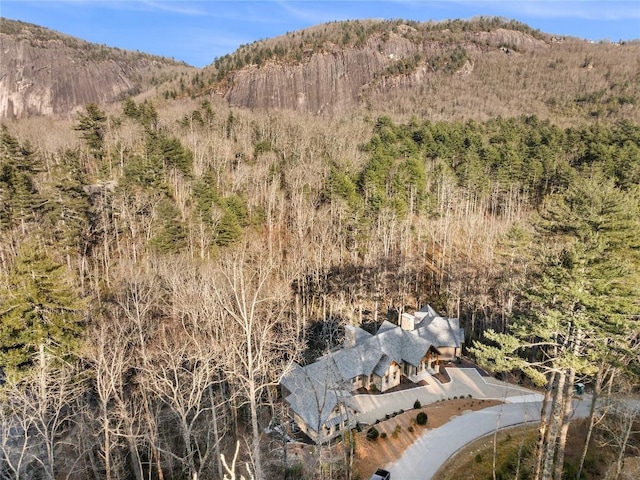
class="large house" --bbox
[279,305,464,443]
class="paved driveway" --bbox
[351,368,543,424]
[349,367,573,479]
[386,397,590,479]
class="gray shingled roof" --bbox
[376,320,397,335]
[373,354,393,377]
[281,358,354,431]
[363,322,437,370]
[281,305,464,434]
[354,326,373,343]
[401,332,433,366]
[415,304,440,322]
[332,342,382,379]
[414,316,465,348]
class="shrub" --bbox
[366,426,379,441]
[475,453,483,463]
[413,399,421,409]
[416,412,428,425]
[380,432,387,439]
[408,425,414,433]
[286,463,305,478]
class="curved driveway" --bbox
[386,397,590,479]
[352,368,544,425]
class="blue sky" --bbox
[1,1,639,67]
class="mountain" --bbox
[2,17,639,123]
[1,17,638,480]
[0,18,192,119]
[201,18,639,122]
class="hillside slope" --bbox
[200,18,640,122]
[0,18,192,118]
[2,17,639,124]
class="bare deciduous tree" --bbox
[209,240,303,480]
[0,346,81,480]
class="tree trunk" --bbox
[534,369,556,480]
[553,366,576,480]
[249,380,263,480]
[103,413,112,480]
[541,369,565,480]
[125,434,144,480]
[209,384,224,480]
[183,420,197,480]
[577,365,603,479]
[614,408,635,480]
[142,392,165,480]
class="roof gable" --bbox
[415,316,464,348]
[281,305,464,433]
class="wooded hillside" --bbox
[0,17,638,480]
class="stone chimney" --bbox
[344,325,357,348]
[401,313,416,331]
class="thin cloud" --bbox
[25,0,208,16]
[140,1,208,16]
[274,0,354,25]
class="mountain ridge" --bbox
[1,17,639,123]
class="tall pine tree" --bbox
[472,172,640,480]
[0,242,85,376]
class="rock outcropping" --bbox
[0,18,191,119]
[221,24,549,114]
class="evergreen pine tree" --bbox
[472,172,640,479]
[0,126,43,231]
[0,243,85,375]
[74,103,107,160]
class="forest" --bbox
[1,82,639,479]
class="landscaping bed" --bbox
[354,397,501,479]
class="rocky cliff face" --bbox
[222,25,550,114]
[0,19,190,119]
[225,31,417,114]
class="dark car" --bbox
[369,469,391,480]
